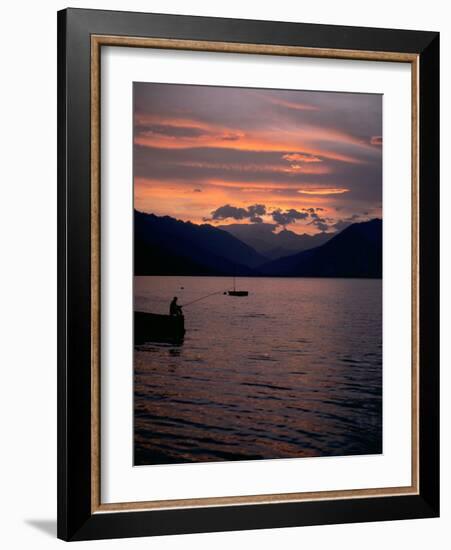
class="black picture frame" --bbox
[57,8,439,541]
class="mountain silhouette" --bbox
[135,210,267,276]
[218,222,334,259]
[135,212,382,278]
[259,219,382,278]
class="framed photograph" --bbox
[57,8,439,541]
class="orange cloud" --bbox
[370,135,383,146]
[176,160,330,176]
[297,188,350,195]
[206,179,306,191]
[135,113,224,132]
[282,153,322,163]
[258,94,320,112]
[134,112,374,164]
[134,176,334,214]
[133,85,382,236]
[134,132,364,164]
[135,113,245,143]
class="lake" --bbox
[134,276,382,465]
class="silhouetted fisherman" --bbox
[169,296,183,317]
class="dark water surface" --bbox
[134,276,382,465]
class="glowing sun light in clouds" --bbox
[297,188,350,195]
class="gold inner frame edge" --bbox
[90,35,420,514]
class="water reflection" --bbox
[134,276,382,465]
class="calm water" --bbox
[134,276,382,465]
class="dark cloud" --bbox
[135,122,244,143]
[304,212,373,234]
[309,212,329,232]
[312,221,329,232]
[247,204,266,223]
[331,214,362,232]
[310,212,322,220]
[331,220,350,232]
[136,123,208,139]
[271,208,309,226]
[209,205,248,221]
[207,204,267,223]
[221,133,241,141]
[208,204,314,227]
[303,207,324,214]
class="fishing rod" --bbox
[181,290,226,308]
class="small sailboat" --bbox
[227,276,249,297]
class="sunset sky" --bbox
[134,83,382,235]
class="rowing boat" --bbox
[134,311,185,344]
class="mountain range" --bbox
[135,210,382,278]
[260,219,382,278]
[135,210,266,276]
[217,222,334,259]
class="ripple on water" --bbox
[134,276,382,464]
